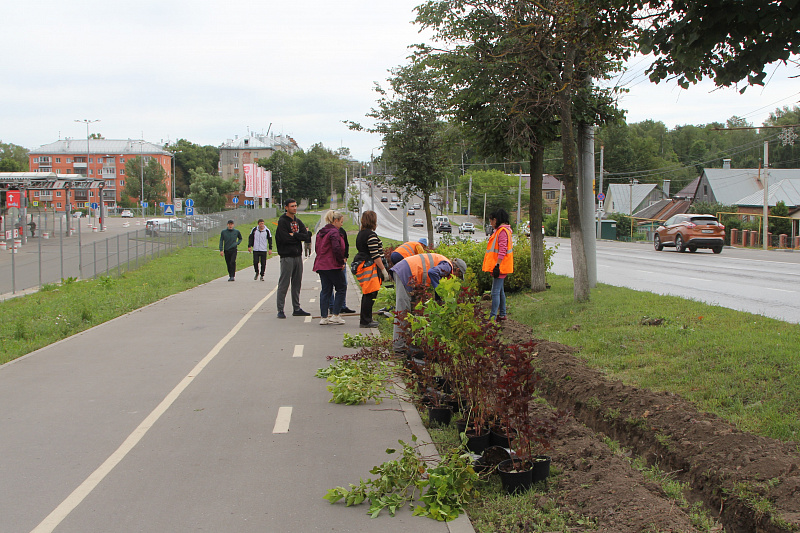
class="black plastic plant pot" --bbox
[531,455,551,483]
[489,426,518,448]
[427,406,453,426]
[498,458,534,494]
[464,428,491,454]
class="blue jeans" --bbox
[490,277,506,319]
[318,269,346,318]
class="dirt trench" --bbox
[498,319,800,533]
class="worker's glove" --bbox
[492,264,501,278]
[382,269,392,282]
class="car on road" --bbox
[654,214,725,254]
[72,211,84,218]
[433,215,449,230]
[412,218,424,227]
[381,196,388,202]
[120,209,134,218]
[412,202,421,209]
[392,196,399,202]
[407,208,415,215]
[458,222,475,234]
[436,221,452,233]
[389,203,398,210]
[382,187,388,193]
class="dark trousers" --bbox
[360,290,378,325]
[277,256,303,313]
[253,251,267,276]
[318,269,346,318]
[224,249,237,278]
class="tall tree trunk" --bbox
[529,149,547,292]
[558,94,591,302]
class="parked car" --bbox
[389,203,398,210]
[459,222,475,234]
[382,187,388,193]
[654,214,725,253]
[120,209,134,218]
[407,208,415,215]
[412,218,424,227]
[437,221,452,233]
[381,196,388,202]
[72,211,84,218]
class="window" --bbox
[119,180,125,186]
[234,162,239,169]
[57,202,62,208]
[56,158,61,163]
[234,152,239,159]
[89,169,93,175]
[89,191,94,198]
[89,158,93,163]
[704,185,708,195]
[33,157,39,163]
[120,157,125,163]
[34,191,39,197]
[120,169,125,175]
[67,158,72,163]
[545,191,556,199]
[56,191,62,198]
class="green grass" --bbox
[0,214,321,366]
[509,275,800,441]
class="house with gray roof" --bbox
[603,182,668,215]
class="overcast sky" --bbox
[2,0,798,162]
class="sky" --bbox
[2,0,798,162]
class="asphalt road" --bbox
[0,254,472,533]
[549,237,800,324]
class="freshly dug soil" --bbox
[497,317,800,533]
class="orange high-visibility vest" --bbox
[404,253,451,286]
[356,261,381,294]
[394,241,424,260]
[482,225,514,274]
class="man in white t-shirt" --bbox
[247,218,273,281]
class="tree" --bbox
[188,169,237,213]
[122,157,168,211]
[348,59,452,244]
[641,0,800,89]
[456,170,518,220]
[166,139,220,197]
[0,141,29,171]
[259,150,299,206]
[770,201,792,237]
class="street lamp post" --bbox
[75,119,100,224]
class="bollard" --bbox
[0,241,6,250]
[14,238,22,249]
[92,226,99,233]
[43,231,50,239]
[730,228,738,246]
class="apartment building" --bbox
[28,139,173,209]
[219,133,299,187]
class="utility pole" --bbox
[467,176,472,217]
[763,141,769,250]
[597,145,604,239]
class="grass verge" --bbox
[0,214,320,366]
[509,274,800,441]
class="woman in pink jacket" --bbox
[313,211,347,325]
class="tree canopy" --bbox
[122,157,168,210]
[166,139,220,198]
[188,169,237,213]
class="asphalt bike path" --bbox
[0,253,473,533]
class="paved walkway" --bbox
[0,253,473,533]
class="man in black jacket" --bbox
[219,220,243,281]
[275,198,311,318]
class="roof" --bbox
[605,183,658,214]
[674,177,700,199]
[633,198,691,222]
[30,139,170,156]
[220,133,300,152]
[735,178,800,208]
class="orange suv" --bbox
[654,214,725,254]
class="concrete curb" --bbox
[393,383,476,533]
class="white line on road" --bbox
[764,287,796,293]
[293,345,304,358]
[272,406,293,434]
[31,286,278,533]
[309,298,316,303]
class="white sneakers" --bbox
[326,315,345,325]
[320,317,330,325]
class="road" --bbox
[355,182,800,323]
[549,237,800,324]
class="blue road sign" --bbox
[232,197,239,204]
[185,199,194,207]
[91,202,99,210]
[163,204,175,216]
[186,207,194,216]
[141,202,148,208]
[597,192,605,201]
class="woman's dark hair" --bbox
[361,210,377,231]
[489,208,510,227]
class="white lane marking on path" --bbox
[293,345,304,358]
[764,287,796,293]
[309,298,316,303]
[31,286,278,533]
[272,406,293,433]
[304,316,311,323]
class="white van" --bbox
[434,215,449,229]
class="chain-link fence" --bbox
[0,207,276,297]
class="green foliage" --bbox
[316,358,391,405]
[342,333,377,348]
[0,141,29,171]
[770,201,792,236]
[454,170,518,217]
[608,212,632,241]
[187,169,237,213]
[324,436,477,521]
[167,139,220,197]
[122,156,168,210]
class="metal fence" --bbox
[0,207,276,297]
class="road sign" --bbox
[186,207,194,216]
[232,197,239,204]
[91,202,99,210]
[597,192,605,201]
[185,199,194,207]
[160,202,165,208]
[163,204,175,216]
[141,202,148,208]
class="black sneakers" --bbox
[292,309,311,317]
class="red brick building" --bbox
[28,139,173,210]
